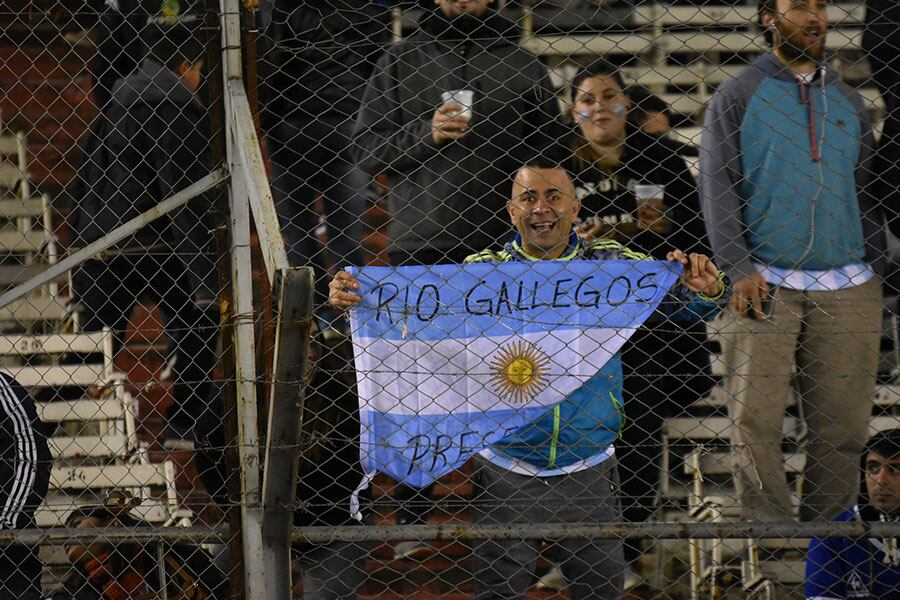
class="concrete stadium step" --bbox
[0,295,69,323]
[0,331,111,356]
[0,264,66,287]
[50,463,169,491]
[0,229,46,252]
[0,364,106,388]
[37,398,127,422]
[36,494,173,528]
[0,197,44,218]
[48,432,127,459]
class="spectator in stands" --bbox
[805,428,900,599]
[91,0,200,110]
[625,85,698,157]
[0,373,51,600]
[329,160,729,599]
[352,0,564,559]
[567,60,713,579]
[258,0,390,336]
[864,0,900,244]
[53,501,227,600]
[352,0,564,266]
[700,0,886,522]
[68,17,219,449]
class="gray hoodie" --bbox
[352,9,564,258]
[68,59,217,302]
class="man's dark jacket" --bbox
[258,0,391,126]
[352,9,565,257]
[68,59,217,303]
[0,373,51,600]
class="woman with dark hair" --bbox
[566,59,714,575]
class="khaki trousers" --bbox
[717,277,882,521]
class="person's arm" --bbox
[699,89,754,282]
[329,270,362,313]
[849,84,891,264]
[351,48,441,175]
[0,377,40,529]
[700,87,770,318]
[585,239,728,322]
[804,536,846,600]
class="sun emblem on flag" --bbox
[489,340,551,404]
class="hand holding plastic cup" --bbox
[441,90,474,120]
[634,184,669,233]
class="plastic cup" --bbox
[441,90,474,120]
[634,184,665,207]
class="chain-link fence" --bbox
[2,0,900,599]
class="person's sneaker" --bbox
[535,564,566,591]
[392,540,436,561]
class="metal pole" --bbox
[261,266,315,599]
[157,541,169,600]
[288,520,900,544]
[0,526,227,545]
[221,0,267,598]
[0,170,228,311]
[203,0,244,597]
[228,81,289,282]
[229,171,267,600]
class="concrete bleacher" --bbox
[0,329,190,594]
[0,127,70,331]
[0,118,195,593]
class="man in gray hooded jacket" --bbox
[68,16,218,447]
[700,0,885,522]
[352,0,564,268]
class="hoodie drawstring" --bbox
[797,78,821,162]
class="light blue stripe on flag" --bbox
[347,259,680,487]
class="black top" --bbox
[567,128,713,402]
[0,373,51,530]
[66,59,217,303]
[567,127,710,259]
[258,0,392,125]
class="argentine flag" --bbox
[347,259,681,487]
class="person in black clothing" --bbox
[67,17,218,447]
[53,502,227,600]
[864,1,900,243]
[352,0,565,265]
[567,60,713,574]
[192,329,374,597]
[91,0,199,111]
[258,1,390,333]
[0,372,52,600]
[289,332,373,598]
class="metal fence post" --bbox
[221,0,268,597]
[261,266,315,598]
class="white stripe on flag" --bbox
[353,326,634,416]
